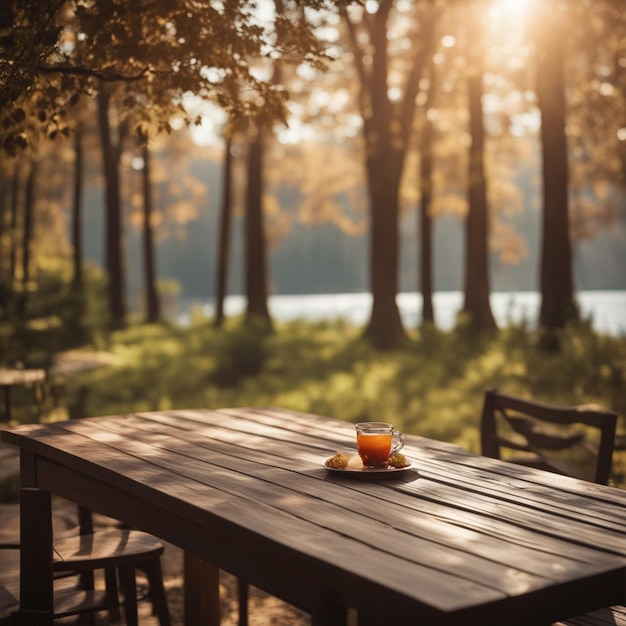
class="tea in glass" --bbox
[356,422,404,468]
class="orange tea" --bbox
[357,433,392,467]
[355,422,405,468]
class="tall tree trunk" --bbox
[18,160,37,318]
[244,124,272,327]
[0,174,5,276]
[97,88,126,327]
[366,165,404,348]
[419,60,437,326]
[141,140,160,323]
[71,124,84,289]
[243,51,283,329]
[343,4,439,349]
[9,160,20,282]
[536,6,576,342]
[462,15,496,331]
[214,132,234,328]
[67,124,87,342]
[0,169,7,308]
[361,6,405,349]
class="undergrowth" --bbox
[3,316,625,489]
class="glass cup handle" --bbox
[390,431,405,457]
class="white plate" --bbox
[324,463,414,478]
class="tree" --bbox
[417,58,437,326]
[0,169,5,308]
[244,121,273,327]
[214,130,235,328]
[462,4,496,331]
[8,160,20,283]
[18,158,38,318]
[240,0,346,329]
[2,0,354,329]
[97,88,127,326]
[341,1,440,348]
[566,0,625,241]
[1,0,354,153]
[71,123,84,289]
[534,3,577,341]
[140,137,160,323]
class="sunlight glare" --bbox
[490,0,535,23]
[486,0,534,80]
[441,35,455,48]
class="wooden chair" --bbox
[0,554,118,625]
[1,496,118,625]
[480,389,624,626]
[480,388,618,485]
[1,490,171,625]
[73,504,171,625]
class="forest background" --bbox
[1,0,624,335]
[0,0,625,480]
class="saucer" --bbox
[324,463,414,479]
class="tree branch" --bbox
[34,63,161,82]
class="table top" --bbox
[3,407,626,625]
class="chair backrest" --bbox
[480,388,618,485]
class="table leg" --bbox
[238,578,249,626]
[184,551,220,626]
[19,487,54,625]
[312,587,348,626]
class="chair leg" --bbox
[104,566,122,623]
[79,570,96,590]
[118,566,138,626]
[140,558,171,626]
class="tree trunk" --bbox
[141,141,160,323]
[97,88,126,327]
[536,6,576,340]
[462,19,496,331]
[419,132,434,325]
[361,7,406,349]
[418,60,438,326]
[18,160,37,318]
[0,173,5,279]
[343,4,439,349]
[365,164,405,348]
[0,174,4,309]
[9,160,20,282]
[214,133,234,328]
[244,124,272,327]
[71,124,84,289]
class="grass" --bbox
[3,315,626,492]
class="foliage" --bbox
[0,263,110,368]
[0,0,356,152]
[14,317,624,488]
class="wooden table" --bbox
[2,407,625,625]
[0,368,46,423]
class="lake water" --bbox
[178,290,626,337]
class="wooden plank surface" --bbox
[2,407,625,626]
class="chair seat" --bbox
[53,529,164,571]
[1,571,117,624]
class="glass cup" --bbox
[356,422,405,468]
